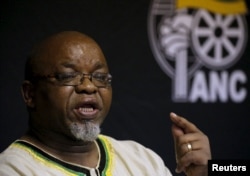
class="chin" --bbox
[69,121,101,141]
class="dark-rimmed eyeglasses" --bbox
[32,72,112,88]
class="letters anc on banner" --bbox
[148,0,248,103]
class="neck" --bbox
[25,128,97,153]
[20,128,100,168]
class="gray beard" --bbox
[69,121,100,142]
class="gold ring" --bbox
[187,143,192,152]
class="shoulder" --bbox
[0,142,29,175]
[98,135,172,175]
[99,134,160,156]
[0,142,24,163]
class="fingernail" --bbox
[170,112,177,117]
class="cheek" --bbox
[100,88,112,113]
[33,86,75,131]
[35,86,73,117]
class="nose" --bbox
[75,75,97,94]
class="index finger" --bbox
[170,112,202,134]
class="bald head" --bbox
[25,31,107,81]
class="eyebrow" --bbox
[60,62,76,68]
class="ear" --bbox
[21,81,35,108]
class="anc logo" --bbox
[148,0,248,103]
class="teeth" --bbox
[79,107,94,112]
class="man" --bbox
[0,31,211,176]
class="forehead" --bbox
[33,33,108,73]
[58,40,107,68]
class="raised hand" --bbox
[170,112,211,176]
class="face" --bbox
[23,32,112,141]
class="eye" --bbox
[93,72,110,82]
[55,72,78,82]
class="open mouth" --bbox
[79,105,95,113]
[74,102,99,119]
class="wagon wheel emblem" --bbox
[191,9,247,69]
